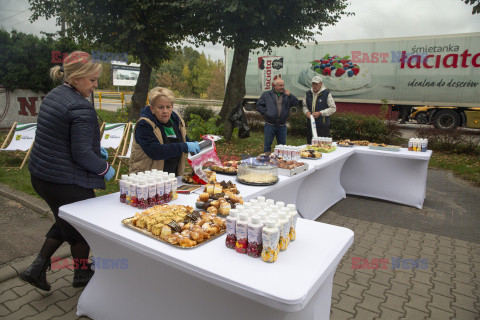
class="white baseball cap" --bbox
[312,75,323,83]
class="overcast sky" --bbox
[1,0,479,62]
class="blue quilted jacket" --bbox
[29,84,108,189]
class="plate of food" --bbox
[300,149,322,159]
[368,143,401,152]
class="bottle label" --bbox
[226,219,236,235]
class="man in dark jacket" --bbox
[256,78,299,153]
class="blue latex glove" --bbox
[104,166,115,181]
[186,141,201,154]
[100,147,108,160]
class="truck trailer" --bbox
[225,33,480,129]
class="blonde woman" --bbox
[129,86,200,175]
[20,51,114,291]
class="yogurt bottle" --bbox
[278,211,291,251]
[156,176,164,205]
[235,213,249,254]
[225,209,239,249]
[119,174,128,203]
[247,215,263,258]
[261,220,280,263]
[136,179,149,209]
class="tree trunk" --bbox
[218,46,250,141]
[130,60,152,121]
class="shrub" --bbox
[182,106,215,123]
[330,112,402,144]
[187,115,224,141]
[416,127,480,155]
[288,113,307,136]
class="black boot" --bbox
[19,253,51,291]
[72,263,94,288]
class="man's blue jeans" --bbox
[264,123,287,153]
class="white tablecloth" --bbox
[59,194,354,320]
[340,147,432,209]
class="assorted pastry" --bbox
[275,159,306,169]
[195,192,244,216]
[300,148,322,158]
[211,160,240,174]
[130,204,226,248]
[182,170,216,184]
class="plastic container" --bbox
[119,174,128,203]
[288,210,298,241]
[147,177,157,207]
[225,209,239,249]
[130,178,139,207]
[124,180,132,205]
[163,176,172,203]
[136,180,149,209]
[155,176,165,205]
[278,211,291,251]
[247,215,263,258]
[169,173,178,200]
[261,220,280,263]
[235,213,249,254]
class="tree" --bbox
[187,0,351,141]
[461,0,480,14]
[28,0,190,119]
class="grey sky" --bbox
[1,0,479,62]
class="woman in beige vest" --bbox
[129,87,200,175]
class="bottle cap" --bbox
[147,177,155,183]
[278,211,287,219]
[266,199,275,205]
[229,209,239,217]
[265,219,276,228]
[250,215,261,224]
[276,201,285,208]
[257,196,266,203]
[236,204,245,212]
[239,213,248,221]
[139,180,146,186]
[156,176,163,182]
[287,204,296,211]
[121,174,128,180]
[249,198,258,205]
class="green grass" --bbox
[1,109,479,198]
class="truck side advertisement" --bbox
[226,33,480,106]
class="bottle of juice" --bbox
[169,173,178,200]
[286,206,298,241]
[119,174,128,203]
[408,138,413,151]
[261,220,279,263]
[136,179,149,209]
[235,213,249,254]
[130,178,139,208]
[124,179,131,205]
[247,215,263,258]
[278,211,291,251]
[155,175,164,205]
[163,175,172,203]
[225,209,238,249]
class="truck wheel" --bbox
[415,112,428,124]
[433,109,460,130]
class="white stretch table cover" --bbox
[340,147,432,209]
[214,147,355,220]
[59,194,354,320]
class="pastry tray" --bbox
[121,217,226,249]
[211,169,237,176]
[368,146,401,152]
[236,177,279,186]
[301,156,322,160]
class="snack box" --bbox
[277,163,309,177]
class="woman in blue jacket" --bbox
[129,87,200,175]
[20,51,115,291]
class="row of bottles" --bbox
[225,196,298,263]
[408,138,428,152]
[119,170,178,209]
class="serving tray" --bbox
[121,217,226,249]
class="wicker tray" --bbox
[121,217,226,249]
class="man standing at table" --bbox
[257,78,299,153]
[303,75,337,144]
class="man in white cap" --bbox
[303,75,337,143]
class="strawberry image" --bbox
[323,67,332,76]
[335,68,346,77]
[340,59,347,64]
[352,66,360,75]
[343,64,350,69]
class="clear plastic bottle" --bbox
[155,176,164,205]
[235,213,249,254]
[421,138,428,152]
[130,178,139,207]
[147,177,157,207]
[278,210,291,251]
[225,209,239,249]
[119,174,128,203]
[247,215,263,258]
[261,220,280,263]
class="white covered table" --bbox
[59,194,354,320]
[340,147,433,209]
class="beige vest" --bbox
[129,115,187,175]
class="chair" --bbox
[100,123,128,165]
[115,123,135,180]
[0,122,37,169]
